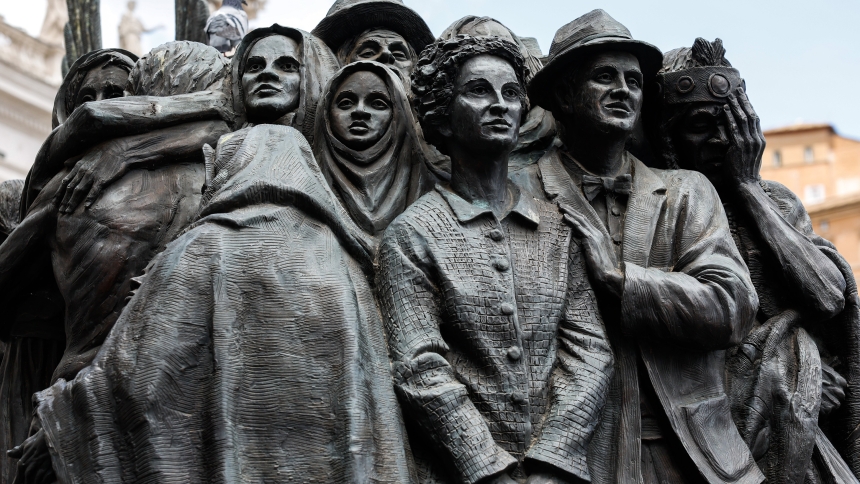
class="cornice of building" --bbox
[807,193,860,218]
[0,15,64,86]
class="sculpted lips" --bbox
[483,118,512,131]
[253,83,282,95]
[348,120,369,134]
[605,101,631,113]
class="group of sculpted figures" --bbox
[0,1,856,483]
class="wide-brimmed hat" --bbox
[528,9,662,111]
[311,0,434,57]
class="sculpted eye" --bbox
[503,88,520,99]
[106,87,124,99]
[370,99,390,110]
[359,49,376,58]
[281,61,299,73]
[595,73,613,83]
[337,98,355,110]
[392,51,408,61]
[471,86,489,95]
[627,77,640,88]
[247,61,264,72]
[79,94,95,104]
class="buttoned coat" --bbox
[376,185,613,484]
[511,147,764,484]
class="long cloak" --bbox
[313,61,434,238]
[35,125,413,484]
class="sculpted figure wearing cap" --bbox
[520,9,763,484]
[312,0,434,80]
[377,35,613,484]
[653,38,860,483]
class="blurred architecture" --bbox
[206,0,266,20]
[0,0,65,181]
[762,123,860,278]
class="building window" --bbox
[804,184,826,205]
[773,151,782,167]
[804,146,814,163]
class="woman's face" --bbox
[74,63,128,111]
[329,70,393,151]
[242,35,302,124]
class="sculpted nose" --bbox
[713,125,730,145]
[377,49,394,64]
[351,103,371,119]
[611,81,630,100]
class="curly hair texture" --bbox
[127,41,229,97]
[410,35,529,154]
[651,38,733,169]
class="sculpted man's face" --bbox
[242,35,301,124]
[74,63,127,110]
[558,50,643,134]
[347,29,414,79]
[672,103,730,186]
[330,70,393,151]
[444,54,523,157]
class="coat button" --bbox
[487,229,504,241]
[611,206,621,216]
[507,346,522,361]
[511,392,526,405]
[500,303,514,315]
[493,258,510,272]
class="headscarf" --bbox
[25,49,137,216]
[313,61,433,237]
[230,24,339,143]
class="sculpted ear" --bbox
[553,83,575,116]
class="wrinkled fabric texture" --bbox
[230,25,339,143]
[512,147,763,484]
[35,125,412,484]
[724,180,860,483]
[313,61,434,237]
[376,183,613,484]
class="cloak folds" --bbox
[34,125,413,484]
[313,61,434,237]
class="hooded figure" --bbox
[313,61,434,238]
[27,124,413,484]
[229,24,339,142]
[0,43,231,484]
[0,48,137,484]
[436,16,558,173]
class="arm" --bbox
[619,175,758,349]
[57,120,231,213]
[724,90,845,319]
[525,238,613,483]
[375,223,517,484]
[38,91,231,182]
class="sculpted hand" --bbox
[820,363,848,415]
[559,203,623,298]
[7,429,55,484]
[59,140,133,213]
[723,88,764,187]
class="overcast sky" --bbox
[3,0,859,138]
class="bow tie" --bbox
[580,174,633,202]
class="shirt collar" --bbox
[435,182,541,227]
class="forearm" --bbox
[113,120,230,169]
[736,181,846,317]
[48,92,228,169]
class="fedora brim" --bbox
[528,38,663,112]
[311,3,435,57]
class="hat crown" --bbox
[326,0,406,17]
[548,9,633,59]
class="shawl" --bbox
[230,24,339,144]
[313,61,433,237]
[35,125,412,483]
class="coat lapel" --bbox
[622,155,667,268]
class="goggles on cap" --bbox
[656,66,745,105]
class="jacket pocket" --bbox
[682,394,753,481]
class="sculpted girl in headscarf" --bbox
[9,25,414,484]
[313,60,435,239]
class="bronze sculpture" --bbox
[652,37,860,483]
[377,35,612,484]
[312,60,435,238]
[521,10,763,484]
[0,3,856,483]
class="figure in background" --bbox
[17,111,412,484]
[377,35,613,484]
[519,10,763,483]
[118,0,161,56]
[313,61,434,239]
[205,0,248,54]
[437,16,557,171]
[651,38,860,482]
[312,0,434,81]
[0,48,137,484]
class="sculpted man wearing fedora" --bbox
[518,10,763,484]
[312,0,434,81]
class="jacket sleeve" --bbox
[376,221,518,484]
[526,238,614,481]
[619,173,758,350]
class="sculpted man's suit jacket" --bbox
[512,148,765,484]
